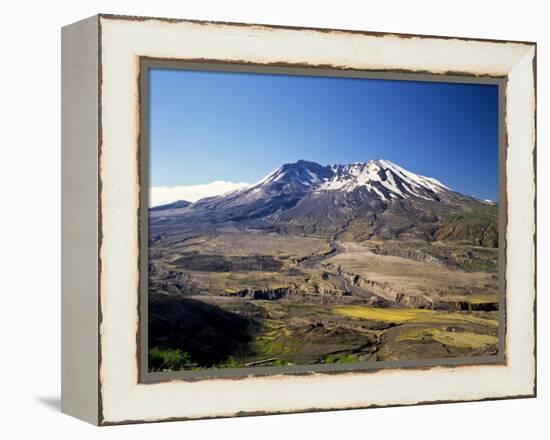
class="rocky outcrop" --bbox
[434,300,499,312]
[231,287,357,304]
[338,271,434,309]
[149,270,201,296]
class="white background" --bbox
[0,0,546,437]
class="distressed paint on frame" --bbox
[92,14,536,425]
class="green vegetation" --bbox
[251,320,302,360]
[149,347,195,371]
[325,353,360,364]
[211,355,292,369]
[217,356,240,369]
[333,305,498,327]
[149,350,262,371]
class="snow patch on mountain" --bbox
[315,159,450,201]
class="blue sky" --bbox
[149,68,499,201]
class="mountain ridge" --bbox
[150,159,498,247]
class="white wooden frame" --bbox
[61,14,536,425]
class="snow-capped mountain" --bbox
[150,159,498,246]
[191,159,451,208]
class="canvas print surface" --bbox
[146,68,500,373]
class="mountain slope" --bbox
[150,159,498,247]
[150,199,191,212]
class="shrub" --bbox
[217,356,240,369]
[325,353,360,364]
[149,347,194,371]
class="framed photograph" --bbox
[61,14,536,425]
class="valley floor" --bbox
[148,230,500,372]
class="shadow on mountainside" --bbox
[148,293,257,370]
